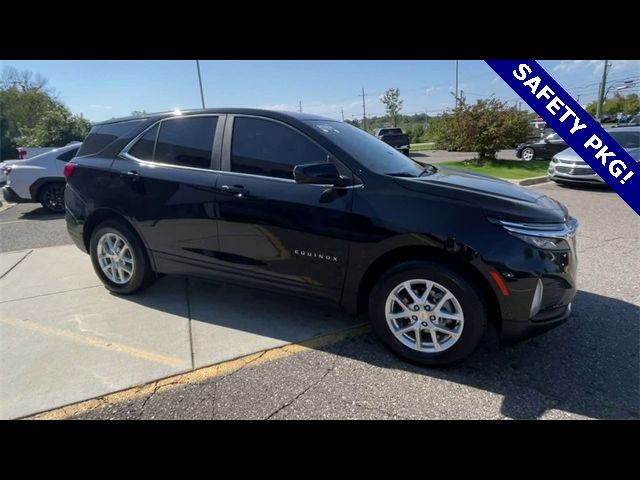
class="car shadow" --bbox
[18,207,64,221]
[116,278,639,420]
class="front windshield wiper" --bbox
[385,171,418,177]
[419,164,438,177]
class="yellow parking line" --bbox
[26,323,370,420]
[0,317,186,369]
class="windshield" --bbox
[308,121,423,176]
[608,129,640,149]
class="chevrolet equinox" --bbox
[65,109,578,365]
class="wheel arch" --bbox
[354,245,501,328]
[82,208,156,271]
[29,176,65,202]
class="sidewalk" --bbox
[0,245,358,419]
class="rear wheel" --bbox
[89,220,155,294]
[368,260,487,366]
[39,182,66,213]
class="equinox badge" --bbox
[294,250,338,262]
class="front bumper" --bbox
[501,303,571,345]
[2,185,31,203]
[548,159,605,184]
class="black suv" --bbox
[65,109,578,365]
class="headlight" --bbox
[489,217,578,250]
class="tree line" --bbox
[0,67,92,160]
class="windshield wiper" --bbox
[419,164,438,177]
[385,171,418,177]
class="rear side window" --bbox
[128,124,158,161]
[77,119,145,157]
[56,147,79,162]
[154,117,217,169]
[231,117,327,179]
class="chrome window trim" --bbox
[119,152,218,174]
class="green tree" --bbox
[435,96,532,161]
[623,94,639,115]
[379,88,403,127]
[131,110,148,116]
[0,67,91,159]
[16,106,91,147]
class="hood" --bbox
[394,167,568,223]
[555,146,640,163]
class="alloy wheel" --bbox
[384,279,464,353]
[97,232,135,285]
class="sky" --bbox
[1,60,639,123]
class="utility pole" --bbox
[298,101,302,113]
[455,60,459,109]
[359,87,368,130]
[596,60,610,121]
[195,60,206,109]
[341,108,345,121]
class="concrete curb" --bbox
[516,175,550,186]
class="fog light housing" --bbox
[530,279,544,318]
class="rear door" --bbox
[117,115,224,264]
[214,115,355,301]
[53,146,79,175]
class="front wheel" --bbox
[368,260,487,366]
[89,220,155,294]
[39,182,66,213]
[521,147,536,162]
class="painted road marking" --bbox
[26,323,370,420]
[0,220,29,226]
[1,317,186,369]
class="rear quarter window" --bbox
[77,119,146,157]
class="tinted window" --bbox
[155,117,217,169]
[77,119,145,157]
[231,117,327,179]
[380,128,402,135]
[128,124,158,161]
[309,121,423,177]
[56,147,79,162]
[609,130,640,149]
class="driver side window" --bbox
[231,117,328,180]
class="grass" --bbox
[410,143,436,152]
[440,159,550,180]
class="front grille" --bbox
[555,166,594,175]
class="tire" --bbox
[89,220,155,294]
[368,259,487,366]
[39,182,66,213]
[521,147,536,162]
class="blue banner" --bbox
[486,60,640,216]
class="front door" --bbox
[215,115,355,301]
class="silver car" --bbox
[548,126,640,185]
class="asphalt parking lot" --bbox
[1,181,638,419]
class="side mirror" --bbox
[293,162,350,187]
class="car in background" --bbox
[516,133,568,161]
[1,142,81,212]
[548,126,640,186]
[374,127,410,156]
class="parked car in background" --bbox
[374,127,410,155]
[65,109,578,366]
[548,126,640,186]
[516,133,568,161]
[2,142,81,212]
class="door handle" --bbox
[220,184,249,198]
[119,170,140,181]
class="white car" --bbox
[1,142,81,212]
